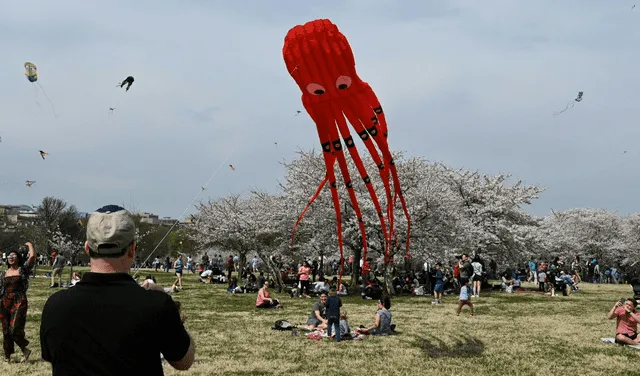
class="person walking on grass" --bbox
[1,242,36,363]
[40,205,195,375]
[456,280,476,317]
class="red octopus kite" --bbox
[284,19,411,284]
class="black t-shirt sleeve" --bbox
[158,296,191,362]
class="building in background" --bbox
[0,205,38,232]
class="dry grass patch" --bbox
[1,269,639,375]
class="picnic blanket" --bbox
[601,337,640,349]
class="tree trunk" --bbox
[259,251,284,293]
[239,251,247,271]
[349,246,361,295]
[383,261,395,296]
[319,249,324,281]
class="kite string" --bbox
[553,100,575,116]
[132,144,239,278]
[36,82,58,118]
[33,84,42,111]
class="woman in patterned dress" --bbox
[0,242,36,363]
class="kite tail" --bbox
[290,175,329,246]
[37,82,58,118]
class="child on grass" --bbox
[457,281,476,316]
[326,286,343,342]
[538,269,547,292]
[339,311,351,340]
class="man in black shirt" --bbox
[40,205,195,375]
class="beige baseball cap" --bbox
[86,205,136,254]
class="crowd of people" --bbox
[0,204,638,373]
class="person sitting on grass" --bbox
[70,272,82,287]
[199,269,214,284]
[339,311,352,340]
[256,282,281,309]
[608,298,640,345]
[358,296,394,336]
[227,276,243,294]
[306,293,328,330]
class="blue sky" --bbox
[0,0,638,219]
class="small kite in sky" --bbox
[201,186,206,191]
[553,91,583,116]
[24,62,38,82]
[109,107,115,114]
[118,76,134,92]
[632,5,636,10]
[229,164,236,171]
[25,62,58,117]
[39,150,48,159]
[294,110,301,117]
[25,181,35,187]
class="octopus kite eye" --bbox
[335,76,352,90]
[306,83,326,95]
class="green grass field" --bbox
[2,268,639,376]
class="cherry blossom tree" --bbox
[279,150,546,293]
[540,208,625,264]
[191,191,292,291]
[49,229,83,284]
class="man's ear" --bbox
[84,241,90,256]
[129,242,136,259]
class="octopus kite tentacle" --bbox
[331,100,390,265]
[291,174,329,246]
[283,19,411,283]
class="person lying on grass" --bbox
[608,298,640,345]
[141,278,180,294]
[256,281,281,308]
[141,274,157,289]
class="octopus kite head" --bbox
[283,19,367,106]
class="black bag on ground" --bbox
[272,319,296,331]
